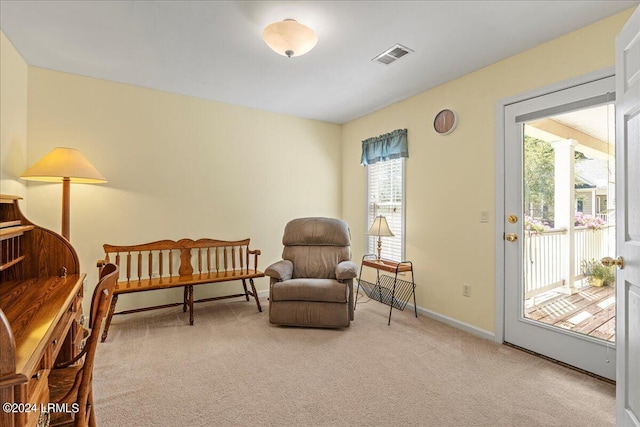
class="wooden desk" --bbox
[0,275,84,427]
[0,195,84,427]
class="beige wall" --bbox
[1,8,632,330]
[341,9,633,334]
[0,32,28,199]
[25,68,342,311]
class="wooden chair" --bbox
[48,263,119,427]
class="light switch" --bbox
[480,209,489,223]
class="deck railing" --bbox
[524,225,614,298]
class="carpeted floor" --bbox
[93,297,615,426]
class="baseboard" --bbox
[258,288,494,341]
[406,302,495,341]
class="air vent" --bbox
[372,44,414,65]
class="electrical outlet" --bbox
[463,283,471,297]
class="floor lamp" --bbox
[367,215,394,260]
[21,147,107,241]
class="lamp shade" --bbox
[21,147,107,183]
[262,19,318,58]
[367,216,394,237]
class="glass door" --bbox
[504,76,616,380]
[522,103,616,341]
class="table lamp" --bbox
[21,147,107,241]
[367,215,394,260]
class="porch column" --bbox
[553,139,578,294]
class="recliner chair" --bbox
[266,217,357,328]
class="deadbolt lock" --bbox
[508,215,518,224]
[505,233,518,242]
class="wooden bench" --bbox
[97,238,264,341]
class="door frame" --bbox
[494,66,615,344]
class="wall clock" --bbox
[433,109,458,135]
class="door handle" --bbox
[505,233,518,242]
[601,256,624,269]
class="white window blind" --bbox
[367,158,405,261]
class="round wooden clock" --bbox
[434,109,458,135]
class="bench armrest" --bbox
[265,260,293,281]
[336,261,358,280]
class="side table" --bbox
[354,255,417,325]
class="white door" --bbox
[504,75,617,380]
[616,6,640,426]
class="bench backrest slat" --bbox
[101,238,260,282]
[232,247,237,270]
[179,248,192,276]
[148,252,152,279]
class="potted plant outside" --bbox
[580,259,615,287]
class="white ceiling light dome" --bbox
[262,19,318,58]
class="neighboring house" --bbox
[529,158,612,226]
[575,158,612,222]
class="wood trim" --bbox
[0,225,34,240]
[103,238,252,253]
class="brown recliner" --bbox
[266,217,358,328]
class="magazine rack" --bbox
[355,255,417,325]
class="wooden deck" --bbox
[525,285,615,342]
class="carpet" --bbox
[93,297,615,426]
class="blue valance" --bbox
[360,129,408,166]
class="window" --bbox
[366,157,405,261]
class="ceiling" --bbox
[554,104,616,145]
[1,1,637,124]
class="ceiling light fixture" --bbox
[262,19,318,58]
